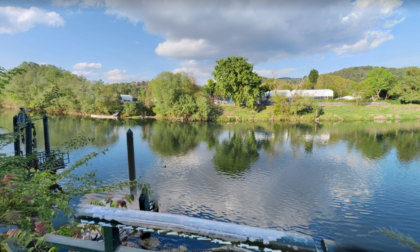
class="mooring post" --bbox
[43,115,51,157]
[139,187,150,211]
[13,116,20,156]
[103,226,121,252]
[126,129,136,195]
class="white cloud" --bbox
[51,0,103,8]
[156,39,218,59]
[384,17,406,28]
[73,62,103,69]
[254,68,298,78]
[172,60,214,79]
[0,6,65,34]
[52,0,405,63]
[72,70,101,77]
[334,30,394,55]
[39,62,47,65]
[104,69,136,83]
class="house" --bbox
[120,95,133,102]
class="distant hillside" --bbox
[329,66,410,82]
[261,76,301,85]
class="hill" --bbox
[329,66,410,82]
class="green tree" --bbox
[0,66,25,94]
[391,67,420,104]
[203,79,216,104]
[315,74,355,97]
[273,93,290,115]
[302,80,314,89]
[308,69,319,84]
[212,56,262,108]
[363,68,397,99]
[147,71,208,120]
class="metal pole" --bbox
[103,226,120,252]
[126,129,136,194]
[13,116,20,156]
[43,115,51,157]
[25,118,32,156]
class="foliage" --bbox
[273,94,290,115]
[308,69,319,84]
[203,79,217,102]
[148,71,208,120]
[390,67,420,104]
[315,74,356,98]
[212,56,262,108]
[0,62,150,115]
[329,65,409,82]
[89,194,136,209]
[370,227,420,252]
[302,81,314,90]
[273,93,320,117]
[123,102,144,116]
[0,134,151,251]
[0,67,26,94]
[362,68,397,99]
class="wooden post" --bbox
[43,115,51,157]
[126,129,136,194]
[13,116,20,156]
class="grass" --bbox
[320,104,420,121]
[210,104,420,122]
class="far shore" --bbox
[2,103,419,123]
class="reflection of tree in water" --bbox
[242,121,420,164]
[213,130,261,177]
[0,109,121,149]
[141,121,222,157]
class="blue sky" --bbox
[1,0,419,84]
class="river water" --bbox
[1,108,420,251]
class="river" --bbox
[1,108,420,251]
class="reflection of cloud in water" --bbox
[303,133,330,143]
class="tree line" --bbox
[1,59,419,121]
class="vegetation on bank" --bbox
[205,104,420,122]
[1,58,420,121]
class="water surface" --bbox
[1,109,420,251]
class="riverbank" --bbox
[201,104,420,122]
[2,103,419,122]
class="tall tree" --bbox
[391,67,420,104]
[363,68,397,99]
[308,69,319,84]
[212,56,262,108]
[203,79,216,104]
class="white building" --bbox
[266,89,334,100]
[120,95,133,102]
